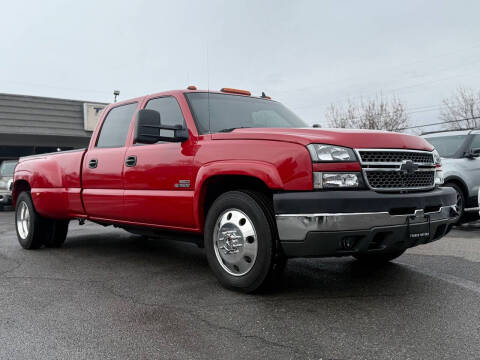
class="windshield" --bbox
[0,161,17,177]
[185,93,307,134]
[425,135,467,157]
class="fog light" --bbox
[314,172,360,189]
[342,236,357,249]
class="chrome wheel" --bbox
[213,209,258,276]
[17,201,30,240]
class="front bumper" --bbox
[0,192,12,205]
[274,188,457,257]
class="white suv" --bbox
[423,130,480,223]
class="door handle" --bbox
[125,155,137,167]
[88,159,98,169]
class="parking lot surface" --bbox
[0,211,479,359]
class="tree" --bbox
[440,87,480,130]
[325,95,408,132]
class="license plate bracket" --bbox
[406,214,431,243]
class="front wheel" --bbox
[204,190,284,293]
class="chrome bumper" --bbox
[276,205,457,241]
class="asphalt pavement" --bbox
[0,211,479,359]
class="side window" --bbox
[142,96,186,141]
[471,135,480,150]
[96,103,137,148]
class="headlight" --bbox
[432,149,444,185]
[313,172,360,189]
[307,144,357,162]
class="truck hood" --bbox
[212,128,434,151]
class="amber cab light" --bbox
[220,88,251,96]
[187,85,197,90]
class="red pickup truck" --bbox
[13,87,457,292]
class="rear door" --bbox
[82,102,138,219]
[123,95,196,229]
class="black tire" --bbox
[444,182,465,224]
[204,190,285,293]
[353,249,406,263]
[43,220,69,248]
[15,192,53,249]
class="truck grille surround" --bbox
[356,149,436,192]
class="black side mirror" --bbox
[471,148,480,158]
[465,148,480,159]
[134,109,189,144]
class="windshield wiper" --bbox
[218,126,252,133]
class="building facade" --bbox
[0,93,107,160]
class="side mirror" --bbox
[465,148,480,159]
[134,109,189,144]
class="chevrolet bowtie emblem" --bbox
[399,160,419,175]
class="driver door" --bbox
[123,96,196,229]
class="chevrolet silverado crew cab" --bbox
[422,130,480,223]
[13,87,458,292]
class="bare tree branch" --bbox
[440,87,480,130]
[325,95,408,132]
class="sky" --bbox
[1,0,480,133]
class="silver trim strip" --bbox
[275,205,456,241]
[464,207,480,212]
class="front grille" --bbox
[359,151,433,164]
[365,171,435,190]
[357,149,436,192]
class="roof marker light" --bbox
[187,85,197,90]
[220,88,251,96]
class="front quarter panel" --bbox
[193,139,313,191]
[192,139,313,229]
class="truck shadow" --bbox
[62,226,419,301]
